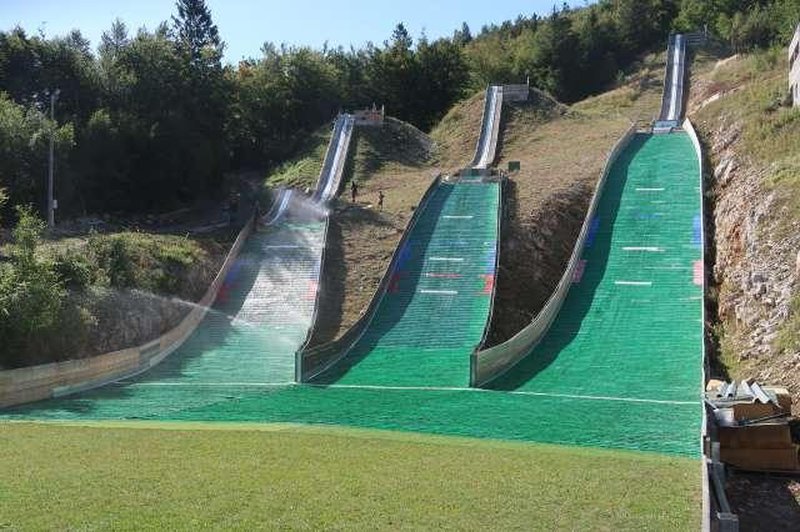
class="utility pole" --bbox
[47,88,60,228]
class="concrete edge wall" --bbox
[295,209,331,382]
[683,117,713,532]
[298,174,442,381]
[474,176,505,359]
[471,123,637,387]
[295,116,358,377]
[0,217,254,409]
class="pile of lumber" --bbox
[706,379,799,472]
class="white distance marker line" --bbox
[264,245,303,249]
[622,246,664,252]
[419,289,458,295]
[614,281,653,286]
[442,215,474,219]
[307,383,698,406]
[635,187,665,192]
[429,257,464,262]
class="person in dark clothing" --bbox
[377,190,385,211]
[350,181,359,203]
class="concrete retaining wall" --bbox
[471,123,636,387]
[684,117,713,532]
[0,218,254,409]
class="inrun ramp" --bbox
[491,132,703,408]
[313,114,355,203]
[312,180,500,387]
[655,34,687,130]
[162,216,326,386]
[471,86,503,169]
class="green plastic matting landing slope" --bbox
[139,220,326,389]
[491,132,703,404]
[314,180,500,387]
[0,220,323,417]
[1,133,703,457]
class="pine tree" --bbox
[171,0,223,68]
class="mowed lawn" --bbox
[0,422,700,530]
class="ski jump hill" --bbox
[2,45,704,462]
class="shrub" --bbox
[52,249,96,290]
[0,207,67,367]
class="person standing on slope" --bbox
[351,181,359,203]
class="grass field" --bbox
[0,422,700,530]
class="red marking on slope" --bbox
[482,274,494,294]
[693,261,704,286]
[388,273,402,293]
[572,260,587,283]
[304,280,318,300]
[216,280,232,304]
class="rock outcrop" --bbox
[698,111,800,410]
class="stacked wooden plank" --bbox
[707,379,799,472]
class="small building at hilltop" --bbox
[789,23,800,106]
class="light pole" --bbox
[47,88,60,228]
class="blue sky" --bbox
[2,0,587,63]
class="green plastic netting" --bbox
[314,180,500,386]
[490,132,703,404]
[1,133,702,457]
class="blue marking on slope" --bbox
[586,217,600,247]
[693,214,702,247]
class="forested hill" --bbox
[2,0,800,218]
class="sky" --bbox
[2,0,588,63]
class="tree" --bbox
[574,8,618,98]
[389,23,413,52]
[415,37,470,129]
[99,19,129,60]
[454,22,473,45]
[521,7,581,100]
[170,0,230,194]
[0,187,7,224]
[0,93,73,216]
[172,0,223,69]
[613,0,661,60]
[0,206,66,367]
